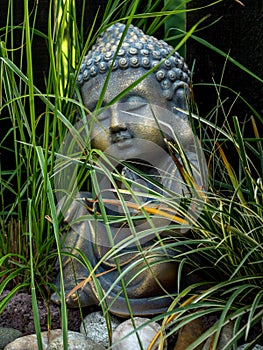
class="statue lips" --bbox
[110,127,133,149]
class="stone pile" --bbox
[1,301,263,350]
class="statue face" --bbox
[80,68,189,157]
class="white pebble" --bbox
[112,317,167,350]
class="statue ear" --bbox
[171,82,190,111]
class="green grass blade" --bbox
[28,198,43,350]
[36,146,68,350]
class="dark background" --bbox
[0,0,262,182]
[186,0,263,122]
[1,0,261,120]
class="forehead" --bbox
[80,69,168,109]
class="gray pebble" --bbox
[237,345,263,350]
[3,330,106,350]
[80,311,120,347]
[0,328,22,350]
[47,330,106,350]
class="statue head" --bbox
[77,23,194,158]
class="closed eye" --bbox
[124,104,148,116]
[124,95,148,113]
[125,95,146,104]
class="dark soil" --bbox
[0,291,83,335]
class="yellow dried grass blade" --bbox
[217,142,245,203]
[84,197,188,225]
[148,294,199,350]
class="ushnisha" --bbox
[77,22,191,101]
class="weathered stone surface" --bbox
[47,330,106,350]
[52,21,208,318]
[0,328,22,350]
[4,330,106,350]
[4,330,61,350]
[112,317,167,350]
[174,318,206,350]
[80,311,120,347]
[202,322,234,350]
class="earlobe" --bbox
[171,82,189,112]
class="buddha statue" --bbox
[52,23,208,317]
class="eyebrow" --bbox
[86,99,106,112]
[118,86,150,102]
[86,83,150,110]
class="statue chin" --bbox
[52,22,208,316]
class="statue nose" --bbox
[109,107,132,143]
[110,108,123,129]
[109,105,127,131]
